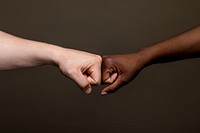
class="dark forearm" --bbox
[137,25,200,66]
[101,25,200,95]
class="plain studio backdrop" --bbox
[0,0,200,133]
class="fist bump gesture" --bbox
[56,48,102,94]
[101,53,146,96]
[1,25,200,96]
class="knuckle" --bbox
[95,81,101,86]
[104,56,112,62]
[95,79,101,85]
[95,55,102,63]
[90,78,101,86]
[103,56,114,65]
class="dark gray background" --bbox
[0,0,200,133]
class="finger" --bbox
[87,76,98,85]
[104,73,118,84]
[102,66,117,84]
[70,71,92,94]
[101,66,111,81]
[101,77,123,96]
[86,64,101,86]
[101,56,111,82]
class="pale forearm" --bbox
[0,31,101,93]
[0,31,59,70]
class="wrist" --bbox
[135,45,159,67]
[32,42,64,66]
[43,44,65,66]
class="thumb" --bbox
[101,76,123,96]
[70,71,92,94]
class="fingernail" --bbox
[85,86,92,94]
[101,91,107,96]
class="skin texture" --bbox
[101,53,144,95]
[1,25,200,96]
[0,31,102,94]
[101,25,200,96]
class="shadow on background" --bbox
[0,0,200,133]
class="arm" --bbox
[0,31,102,94]
[101,25,200,96]
[139,25,200,65]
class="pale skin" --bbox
[0,31,102,94]
[101,25,200,96]
[1,25,200,96]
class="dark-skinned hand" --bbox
[101,53,146,96]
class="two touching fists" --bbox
[1,25,200,96]
[0,31,147,95]
[38,25,200,95]
[2,25,200,95]
[56,48,145,96]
